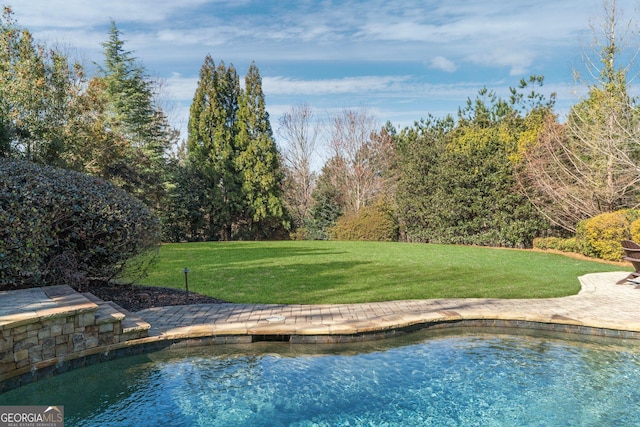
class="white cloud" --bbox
[467,49,537,76]
[165,74,199,101]
[8,0,625,141]
[13,0,214,27]
[429,56,457,73]
[262,76,411,96]
[165,74,416,102]
[16,0,599,69]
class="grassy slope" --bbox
[137,241,629,304]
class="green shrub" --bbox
[0,159,161,288]
[289,228,307,240]
[557,237,579,253]
[533,237,579,253]
[575,209,640,261]
[330,200,399,241]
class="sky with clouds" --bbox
[7,0,639,148]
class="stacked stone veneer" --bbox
[0,285,149,387]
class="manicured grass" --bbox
[137,241,629,304]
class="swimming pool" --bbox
[2,329,640,426]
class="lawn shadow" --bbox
[198,259,374,303]
[185,242,348,265]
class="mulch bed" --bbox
[81,281,228,312]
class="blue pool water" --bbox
[2,330,640,426]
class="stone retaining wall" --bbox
[0,285,148,391]
[1,309,101,373]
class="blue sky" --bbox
[9,0,639,149]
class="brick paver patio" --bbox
[136,271,640,340]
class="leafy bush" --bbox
[575,209,640,261]
[533,237,579,253]
[0,159,161,288]
[289,228,310,240]
[532,237,553,250]
[630,218,640,242]
[330,200,399,241]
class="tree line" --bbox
[2,1,639,249]
[269,0,640,246]
[0,7,288,242]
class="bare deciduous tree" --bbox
[328,108,381,213]
[520,0,640,232]
[278,104,321,228]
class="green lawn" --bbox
[136,241,630,304]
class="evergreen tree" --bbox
[395,86,550,247]
[93,21,175,207]
[160,152,209,242]
[215,62,244,240]
[0,6,82,164]
[187,57,288,240]
[237,62,288,238]
[98,21,156,145]
[186,54,218,239]
[187,56,243,240]
[306,157,347,239]
[394,116,453,242]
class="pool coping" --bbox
[136,271,640,340]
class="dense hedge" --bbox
[533,237,579,253]
[0,159,161,288]
[330,200,399,242]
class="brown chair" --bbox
[617,240,640,284]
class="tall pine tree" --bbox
[187,57,288,240]
[163,57,234,243]
[93,21,175,207]
[187,56,243,240]
[237,62,287,237]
